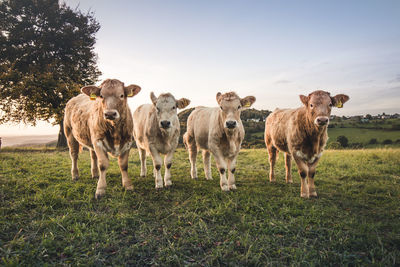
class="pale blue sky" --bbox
[1,0,400,136]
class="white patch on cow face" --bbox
[155,95,178,131]
[219,98,242,130]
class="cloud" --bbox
[388,74,400,83]
[275,79,292,84]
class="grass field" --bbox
[1,148,400,265]
[327,128,400,144]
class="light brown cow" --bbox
[183,92,256,191]
[264,90,349,198]
[64,79,141,199]
[132,92,190,188]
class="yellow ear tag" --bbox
[127,91,134,97]
[90,93,96,100]
[336,100,343,108]
[244,102,251,108]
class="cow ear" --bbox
[240,96,256,109]
[124,84,141,97]
[331,94,350,108]
[216,92,222,104]
[81,85,101,100]
[150,92,158,105]
[177,98,190,109]
[299,95,308,106]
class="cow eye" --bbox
[172,106,176,110]
[310,104,313,108]
[329,103,333,107]
[157,107,160,112]
[100,95,103,98]
[220,106,223,110]
[120,94,124,98]
[238,105,241,110]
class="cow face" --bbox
[82,79,141,121]
[216,92,256,130]
[300,90,349,127]
[151,92,190,130]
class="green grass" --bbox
[327,128,400,144]
[1,148,400,265]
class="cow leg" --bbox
[228,157,237,190]
[93,146,109,199]
[150,147,163,189]
[293,156,309,198]
[119,151,133,191]
[308,161,320,197]
[284,153,293,183]
[188,144,198,179]
[138,148,147,177]
[213,153,229,191]
[66,135,80,181]
[90,150,99,179]
[163,151,174,187]
[267,145,278,182]
[202,150,213,180]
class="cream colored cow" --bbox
[132,92,190,188]
[64,79,141,199]
[184,92,256,191]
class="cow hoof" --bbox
[165,181,172,187]
[206,177,213,180]
[72,176,79,181]
[95,190,105,200]
[221,185,229,191]
[155,184,164,190]
[192,176,198,180]
[92,175,99,179]
[124,185,133,191]
[269,178,276,183]
[140,175,146,178]
[300,193,310,198]
[286,179,293,184]
[309,191,318,198]
[229,184,237,190]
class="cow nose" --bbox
[226,120,237,129]
[160,120,171,129]
[316,117,329,126]
[104,111,117,120]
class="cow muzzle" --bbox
[104,110,120,120]
[160,120,171,129]
[315,116,329,126]
[225,120,237,129]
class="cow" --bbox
[264,90,349,198]
[183,92,256,191]
[132,92,190,189]
[64,79,141,199]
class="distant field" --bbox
[327,128,400,144]
[1,148,399,265]
[0,135,57,147]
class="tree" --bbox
[0,0,101,147]
[337,135,349,148]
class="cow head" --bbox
[150,92,190,130]
[216,92,256,130]
[81,79,141,121]
[300,90,349,127]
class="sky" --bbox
[1,0,400,136]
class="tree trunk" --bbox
[56,120,68,148]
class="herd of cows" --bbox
[64,79,349,199]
